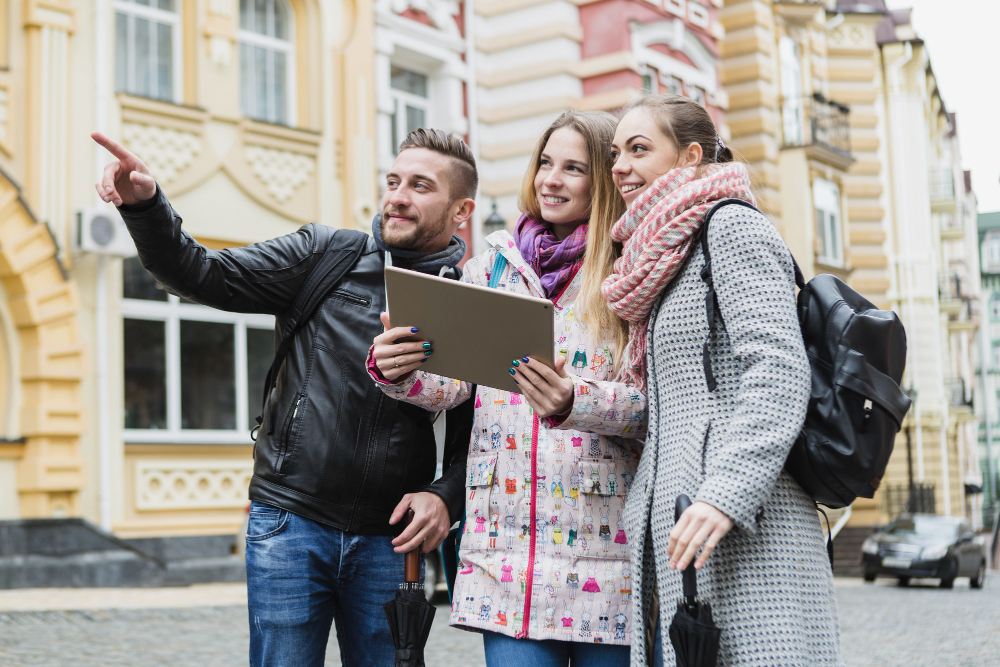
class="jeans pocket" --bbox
[246,503,289,542]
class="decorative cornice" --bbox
[23,0,76,32]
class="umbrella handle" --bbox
[404,508,421,584]
[674,495,697,602]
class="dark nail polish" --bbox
[513,379,519,385]
[522,357,530,364]
[421,358,428,363]
[512,359,519,367]
[423,343,431,349]
[411,327,419,333]
[509,368,516,376]
[424,350,433,356]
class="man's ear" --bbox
[451,198,476,230]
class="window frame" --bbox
[813,177,844,267]
[238,0,297,126]
[121,293,275,444]
[388,64,431,154]
[114,0,182,104]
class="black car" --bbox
[861,513,987,589]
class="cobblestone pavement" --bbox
[0,575,997,666]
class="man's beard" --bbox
[381,206,449,252]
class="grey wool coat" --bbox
[623,204,843,666]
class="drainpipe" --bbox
[95,0,112,533]
[885,42,924,487]
[464,0,482,255]
[980,316,998,514]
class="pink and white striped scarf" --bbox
[601,163,756,391]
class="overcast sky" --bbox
[883,0,1000,213]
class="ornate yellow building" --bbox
[0,0,379,541]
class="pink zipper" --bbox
[517,413,541,639]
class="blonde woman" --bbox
[368,111,646,666]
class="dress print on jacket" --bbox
[599,507,612,553]
[368,236,647,645]
[613,610,628,641]
[603,563,616,604]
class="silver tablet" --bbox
[384,266,554,392]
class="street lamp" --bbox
[483,200,506,237]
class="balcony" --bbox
[880,483,936,518]
[781,93,854,170]
[929,168,958,214]
[938,212,965,241]
[938,273,972,319]
[944,376,974,410]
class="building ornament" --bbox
[244,144,316,203]
[136,460,254,511]
[122,123,202,184]
[376,0,460,36]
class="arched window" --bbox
[239,0,295,125]
[115,0,181,102]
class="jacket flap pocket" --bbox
[836,349,911,425]
[466,452,499,487]
[578,458,619,496]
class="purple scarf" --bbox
[514,213,588,299]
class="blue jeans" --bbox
[482,630,630,667]
[245,501,418,667]
[653,621,664,667]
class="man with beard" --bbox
[92,128,477,667]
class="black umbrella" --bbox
[668,494,721,667]
[383,510,437,667]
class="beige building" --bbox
[717,0,982,528]
[0,0,381,540]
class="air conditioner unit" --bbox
[76,208,137,257]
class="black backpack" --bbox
[700,199,912,510]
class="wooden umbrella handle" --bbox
[403,508,421,584]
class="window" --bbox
[122,257,275,443]
[662,74,682,96]
[991,294,1000,321]
[240,0,295,125]
[987,234,1000,270]
[779,36,805,147]
[389,66,430,153]
[115,0,180,102]
[813,178,843,266]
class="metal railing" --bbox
[929,168,956,201]
[944,376,974,408]
[781,93,851,155]
[880,482,936,518]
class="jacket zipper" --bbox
[276,393,303,473]
[329,289,371,308]
[349,391,384,530]
[518,413,541,639]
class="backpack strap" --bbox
[254,227,369,437]
[699,199,804,392]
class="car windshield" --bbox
[884,517,958,540]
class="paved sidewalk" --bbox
[2,576,998,666]
[0,585,484,667]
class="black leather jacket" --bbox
[119,188,471,535]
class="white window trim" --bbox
[238,0,297,126]
[390,75,432,150]
[115,0,182,104]
[813,178,844,267]
[122,295,275,445]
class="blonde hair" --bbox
[517,111,629,364]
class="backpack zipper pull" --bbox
[861,399,873,432]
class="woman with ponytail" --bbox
[605,95,843,666]
[369,111,646,666]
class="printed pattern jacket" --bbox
[369,231,647,645]
[624,205,843,666]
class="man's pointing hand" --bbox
[91,131,157,207]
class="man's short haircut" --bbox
[399,129,478,201]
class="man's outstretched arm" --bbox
[92,131,322,315]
